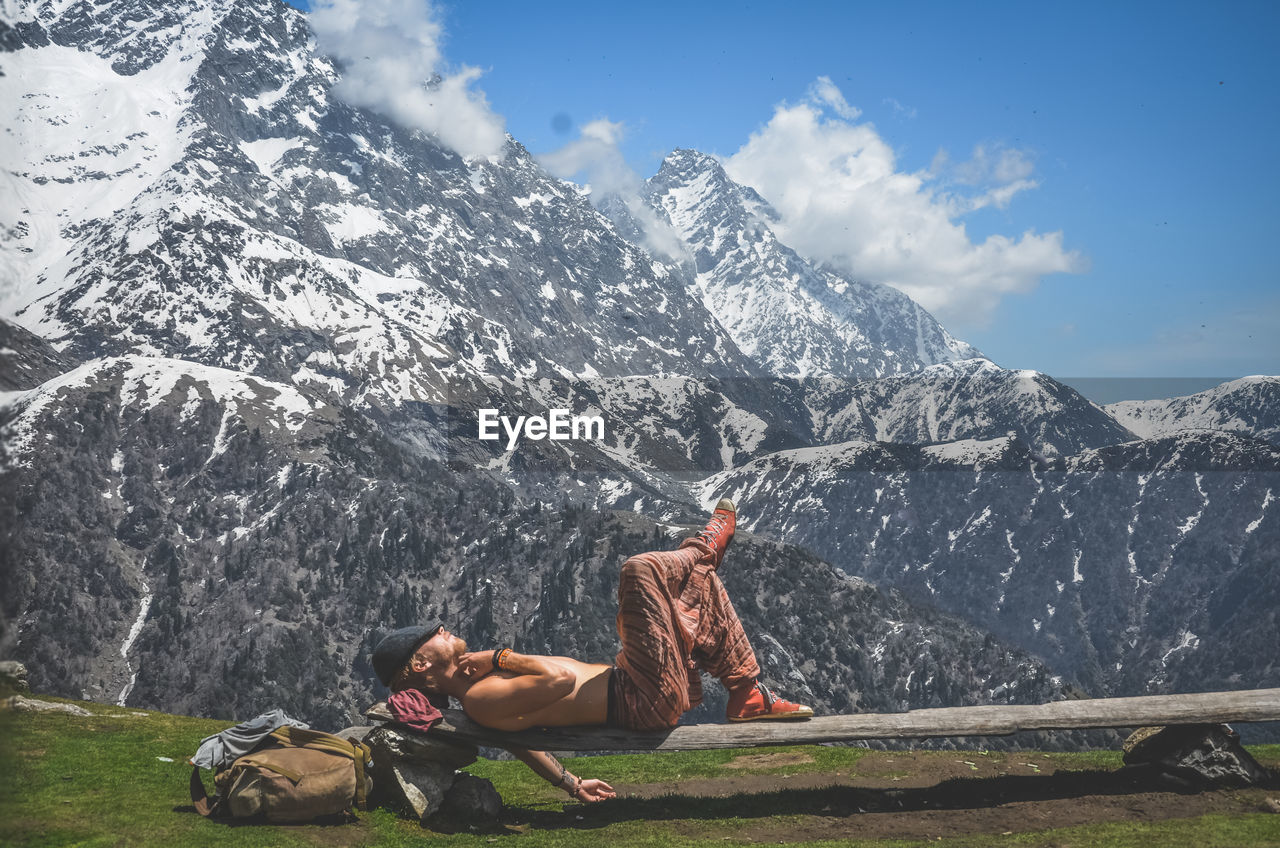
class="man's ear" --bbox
[410,655,432,673]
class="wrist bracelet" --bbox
[495,648,512,670]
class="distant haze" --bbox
[1057,377,1238,405]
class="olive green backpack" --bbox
[190,726,373,823]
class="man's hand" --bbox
[457,651,495,680]
[571,778,616,802]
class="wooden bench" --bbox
[366,686,1280,752]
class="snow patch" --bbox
[1160,630,1200,667]
[238,137,305,176]
[117,580,153,706]
[1246,489,1274,535]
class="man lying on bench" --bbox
[370,498,813,803]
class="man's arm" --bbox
[457,650,575,730]
[506,746,616,803]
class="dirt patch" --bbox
[723,781,1279,843]
[540,756,1280,843]
[721,752,815,770]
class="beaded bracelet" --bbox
[494,648,512,670]
[556,766,579,795]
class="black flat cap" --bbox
[372,623,443,687]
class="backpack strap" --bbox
[189,765,222,817]
[234,755,305,783]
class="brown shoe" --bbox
[726,681,814,722]
[694,497,736,567]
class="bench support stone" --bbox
[1123,724,1270,787]
[339,724,501,822]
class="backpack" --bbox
[190,726,373,824]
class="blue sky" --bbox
[294,0,1278,399]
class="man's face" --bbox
[411,628,467,677]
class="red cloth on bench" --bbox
[387,688,444,733]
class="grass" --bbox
[465,744,873,806]
[3,694,1279,847]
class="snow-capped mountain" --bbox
[3,0,837,502]
[642,149,982,380]
[805,357,1138,458]
[0,353,334,469]
[6,0,876,499]
[3,0,765,408]
[1105,376,1280,446]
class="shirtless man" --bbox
[370,499,812,803]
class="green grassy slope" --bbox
[3,695,1279,847]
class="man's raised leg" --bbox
[682,501,813,721]
[612,499,812,729]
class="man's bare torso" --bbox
[462,656,611,730]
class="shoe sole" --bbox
[727,710,814,722]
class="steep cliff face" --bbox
[702,430,1280,698]
[0,320,79,390]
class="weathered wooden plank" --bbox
[365,687,1280,752]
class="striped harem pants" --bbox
[606,536,760,731]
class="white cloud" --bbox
[946,144,1036,186]
[810,76,860,120]
[883,97,917,119]
[724,79,1084,329]
[308,0,506,160]
[538,119,689,260]
[537,118,630,186]
[933,144,1039,212]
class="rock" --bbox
[366,725,478,770]
[441,773,503,820]
[1122,724,1268,787]
[0,661,30,694]
[363,724,491,822]
[1261,797,1280,814]
[1122,725,1163,756]
[369,757,456,821]
[3,695,92,716]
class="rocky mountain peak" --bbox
[805,357,1138,457]
[1106,375,1280,445]
[648,147,779,242]
[639,147,984,381]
